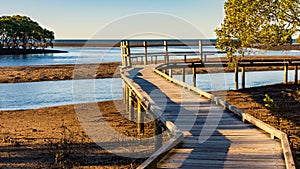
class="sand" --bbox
[0,62,120,83]
[0,101,155,168]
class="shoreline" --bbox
[0,48,68,55]
[0,60,298,83]
[0,62,121,83]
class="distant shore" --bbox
[0,48,68,55]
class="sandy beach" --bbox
[0,101,155,168]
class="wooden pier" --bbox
[119,40,296,169]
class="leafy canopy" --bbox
[0,15,55,49]
[215,0,300,62]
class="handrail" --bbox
[153,64,296,169]
[120,67,184,169]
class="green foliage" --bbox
[216,0,300,62]
[263,94,281,125]
[0,15,55,49]
[296,34,300,43]
[263,94,279,111]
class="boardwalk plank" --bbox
[126,67,286,169]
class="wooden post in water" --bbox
[182,68,186,83]
[241,66,246,89]
[154,120,163,151]
[143,41,148,65]
[294,65,298,84]
[137,99,144,135]
[284,64,289,84]
[192,63,197,87]
[234,65,239,90]
[199,40,203,62]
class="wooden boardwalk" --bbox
[124,66,286,169]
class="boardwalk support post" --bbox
[182,68,186,83]
[164,40,169,64]
[234,65,239,90]
[199,40,203,62]
[128,91,135,121]
[154,120,163,151]
[125,41,131,67]
[137,99,144,135]
[144,41,148,65]
[169,68,173,78]
[192,63,197,87]
[295,65,298,84]
[284,64,288,84]
[242,66,246,89]
[125,87,130,112]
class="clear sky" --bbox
[0,0,226,39]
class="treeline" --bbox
[0,15,54,50]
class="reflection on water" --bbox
[0,78,122,110]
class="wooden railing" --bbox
[120,40,300,90]
[120,40,223,67]
[120,40,297,168]
[120,67,184,169]
[154,64,296,169]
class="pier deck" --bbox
[124,66,286,168]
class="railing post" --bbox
[137,99,144,135]
[125,86,130,112]
[294,65,298,84]
[284,64,288,84]
[192,63,196,87]
[126,41,131,67]
[242,66,246,89]
[164,40,169,64]
[182,68,186,83]
[234,65,239,90]
[123,82,127,104]
[120,41,125,67]
[128,91,135,121]
[154,120,163,151]
[144,41,148,65]
[169,68,173,78]
[199,40,203,62]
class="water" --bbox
[0,47,122,67]
[0,70,298,110]
[0,78,122,110]
[1,39,300,110]
[1,38,300,67]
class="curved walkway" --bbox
[125,66,286,169]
